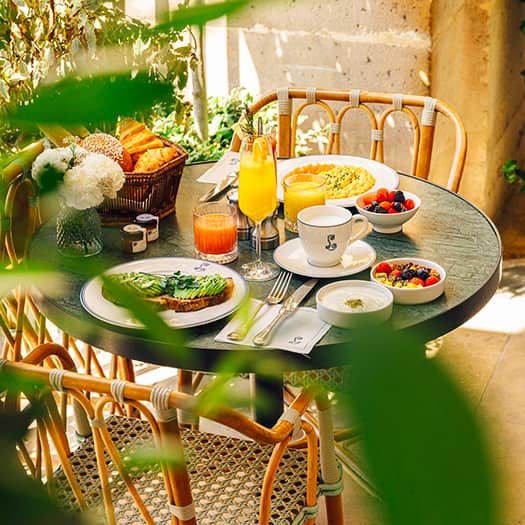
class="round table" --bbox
[30,164,502,422]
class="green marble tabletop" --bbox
[30,163,502,373]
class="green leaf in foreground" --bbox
[151,0,250,33]
[8,73,173,127]
[343,327,500,525]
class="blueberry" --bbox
[374,206,387,214]
[393,190,406,203]
[416,268,429,280]
[371,200,379,207]
[401,268,416,280]
[392,202,403,212]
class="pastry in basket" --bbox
[133,147,180,173]
[117,118,164,156]
[80,132,133,172]
[102,271,234,313]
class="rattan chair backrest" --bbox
[231,87,467,193]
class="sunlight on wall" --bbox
[205,18,229,96]
[238,31,260,97]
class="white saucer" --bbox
[273,238,376,278]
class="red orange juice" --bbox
[193,202,238,263]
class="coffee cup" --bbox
[297,205,369,267]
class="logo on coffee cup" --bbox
[325,234,337,251]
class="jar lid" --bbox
[121,224,146,240]
[135,213,158,225]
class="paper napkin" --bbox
[215,299,331,354]
[197,151,240,183]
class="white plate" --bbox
[80,257,248,329]
[277,155,399,207]
[273,238,376,278]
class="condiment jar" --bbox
[120,224,147,254]
[226,189,253,240]
[135,213,159,242]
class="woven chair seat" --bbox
[54,415,319,524]
[284,366,349,391]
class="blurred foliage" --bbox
[503,159,525,190]
[152,87,330,162]
[0,0,194,153]
[343,328,499,525]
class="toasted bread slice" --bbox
[146,277,234,312]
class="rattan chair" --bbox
[1,344,345,525]
[231,86,467,192]
[231,86,468,492]
[1,142,136,384]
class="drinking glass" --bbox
[283,172,326,232]
[193,201,238,263]
[238,136,279,281]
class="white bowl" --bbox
[355,190,421,234]
[316,280,393,329]
[370,258,446,305]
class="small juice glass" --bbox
[283,173,326,232]
[193,202,238,263]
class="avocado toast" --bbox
[102,271,234,312]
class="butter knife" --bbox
[199,172,238,202]
[252,278,318,347]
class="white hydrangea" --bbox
[31,146,76,186]
[81,152,125,200]
[32,145,125,210]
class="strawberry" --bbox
[388,190,396,201]
[375,262,393,274]
[376,188,389,202]
[363,194,375,206]
[404,198,415,210]
[424,275,440,287]
[388,207,398,214]
[391,269,402,278]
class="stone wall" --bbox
[431,0,525,218]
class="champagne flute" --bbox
[238,135,280,281]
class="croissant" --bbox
[133,147,180,172]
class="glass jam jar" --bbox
[120,224,147,254]
[135,213,159,242]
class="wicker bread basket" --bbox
[97,138,188,225]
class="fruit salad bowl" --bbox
[355,188,421,234]
[370,258,446,305]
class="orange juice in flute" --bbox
[238,135,279,280]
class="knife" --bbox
[252,278,319,347]
[199,172,239,202]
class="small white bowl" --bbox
[355,190,421,234]
[316,280,393,329]
[370,257,446,305]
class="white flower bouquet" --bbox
[32,145,125,210]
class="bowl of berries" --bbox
[355,188,420,234]
[370,258,446,304]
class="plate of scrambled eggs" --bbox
[277,155,399,207]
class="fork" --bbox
[227,271,292,341]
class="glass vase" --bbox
[56,206,103,257]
